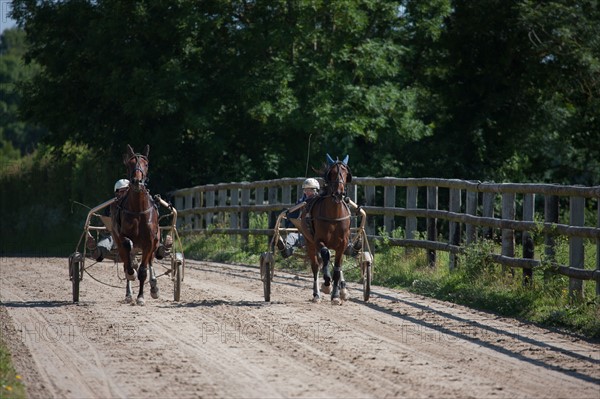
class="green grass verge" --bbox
[181,233,600,340]
[0,332,26,399]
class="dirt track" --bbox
[0,257,599,399]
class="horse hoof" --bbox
[125,296,133,304]
[331,297,342,305]
[151,287,159,299]
[126,270,137,281]
[312,296,321,303]
[340,288,350,301]
[321,283,331,294]
[136,297,145,306]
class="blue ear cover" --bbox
[326,153,335,165]
[342,155,349,165]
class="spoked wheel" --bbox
[172,252,184,302]
[362,262,372,301]
[361,251,373,302]
[69,252,83,303]
[260,252,274,302]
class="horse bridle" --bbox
[128,154,149,190]
[325,162,351,203]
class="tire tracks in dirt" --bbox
[0,257,598,399]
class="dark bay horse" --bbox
[304,154,352,304]
[111,144,160,305]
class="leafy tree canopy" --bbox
[6,0,600,188]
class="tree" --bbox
[401,0,600,184]
[11,0,432,188]
[0,28,45,159]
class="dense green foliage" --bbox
[0,143,115,256]
[0,28,45,159]
[2,0,598,191]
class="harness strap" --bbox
[315,214,351,222]
[121,206,154,216]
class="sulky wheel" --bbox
[172,252,184,302]
[69,252,83,303]
[361,251,373,302]
[260,252,274,302]
[362,262,372,301]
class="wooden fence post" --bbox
[254,187,265,245]
[240,187,250,247]
[175,195,185,229]
[449,188,461,270]
[569,196,585,302]
[231,188,239,230]
[348,184,358,229]
[205,190,215,229]
[268,187,279,246]
[544,195,559,263]
[384,186,396,234]
[427,186,438,267]
[501,193,515,274]
[365,185,376,236]
[522,193,535,286]
[482,192,495,239]
[185,192,193,230]
[282,185,292,205]
[194,191,202,229]
[406,187,418,254]
[466,190,477,245]
[218,188,227,225]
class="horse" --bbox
[304,154,353,304]
[111,144,160,305]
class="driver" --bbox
[86,179,172,261]
[86,179,130,261]
[277,178,320,258]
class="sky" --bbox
[1,1,16,33]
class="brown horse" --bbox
[304,154,352,304]
[111,144,160,305]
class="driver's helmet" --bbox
[302,178,320,190]
[114,179,130,192]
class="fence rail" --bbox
[170,177,600,298]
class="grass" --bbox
[0,339,26,399]
[181,231,600,340]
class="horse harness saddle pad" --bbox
[299,196,351,244]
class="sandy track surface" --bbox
[0,257,598,398]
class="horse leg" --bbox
[331,252,344,305]
[311,258,321,302]
[122,238,137,281]
[125,280,133,303]
[338,252,349,301]
[319,246,332,294]
[149,261,159,299]
[137,260,147,306]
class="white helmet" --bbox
[114,179,130,192]
[302,178,320,190]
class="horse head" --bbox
[124,144,150,191]
[324,153,352,200]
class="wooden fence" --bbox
[170,177,600,298]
